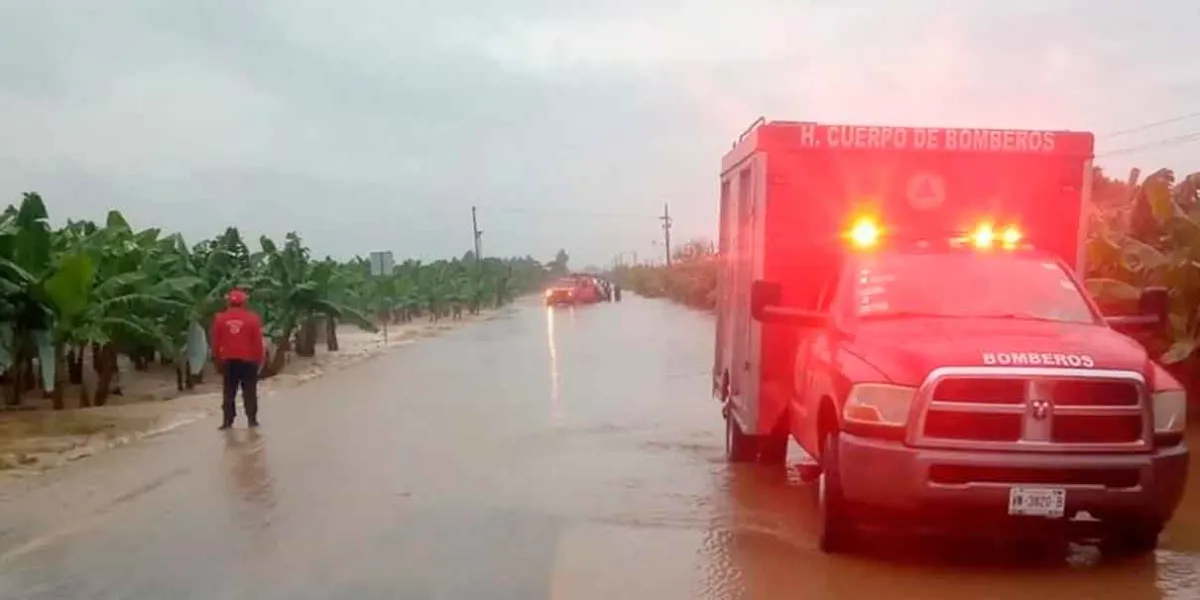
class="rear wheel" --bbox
[817,428,855,553]
[724,411,758,463]
[758,422,789,466]
[1103,521,1163,556]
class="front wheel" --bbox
[817,428,855,553]
[725,412,758,463]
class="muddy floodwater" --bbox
[1,296,1199,599]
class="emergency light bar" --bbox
[844,217,1027,251]
[962,223,1023,249]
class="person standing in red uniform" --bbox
[211,288,265,429]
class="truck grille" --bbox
[910,367,1150,452]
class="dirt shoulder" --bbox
[0,309,510,480]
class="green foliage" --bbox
[0,192,555,407]
[1084,168,1200,381]
[613,238,717,310]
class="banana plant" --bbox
[0,193,58,406]
[1,191,552,410]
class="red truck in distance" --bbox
[713,119,1188,553]
[544,274,604,306]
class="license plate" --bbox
[1008,487,1066,518]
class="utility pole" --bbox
[659,203,673,266]
[471,206,483,261]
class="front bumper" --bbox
[839,432,1189,531]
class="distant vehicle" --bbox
[714,119,1187,554]
[569,276,602,304]
[544,280,578,306]
[569,274,607,304]
[545,276,601,306]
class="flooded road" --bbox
[1,295,1199,599]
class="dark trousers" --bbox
[222,359,260,425]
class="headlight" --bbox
[1152,390,1187,434]
[843,383,916,427]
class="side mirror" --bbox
[750,280,782,321]
[750,279,829,328]
[1106,286,1169,331]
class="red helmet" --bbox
[226,289,249,306]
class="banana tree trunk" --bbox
[261,336,290,379]
[94,344,119,406]
[20,355,36,393]
[5,345,23,407]
[78,379,90,408]
[51,342,65,410]
[77,347,91,409]
[326,317,339,352]
[295,317,318,358]
[176,355,196,391]
[67,346,84,384]
[135,347,158,371]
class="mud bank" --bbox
[0,309,511,480]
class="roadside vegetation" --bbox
[612,239,717,311]
[0,192,560,412]
[613,168,1200,389]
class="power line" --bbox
[1096,130,1200,157]
[1099,110,1200,138]
[475,205,657,220]
[386,203,659,221]
[399,203,658,222]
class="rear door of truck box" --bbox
[718,152,768,433]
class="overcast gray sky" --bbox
[1,1,1196,267]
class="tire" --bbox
[1103,521,1163,556]
[758,410,790,466]
[725,412,758,463]
[817,428,855,553]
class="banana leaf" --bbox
[32,329,54,390]
[186,320,208,376]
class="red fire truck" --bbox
[713,119,1188,553]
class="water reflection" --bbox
[702,463,1171,599]
[221,429,277,536]
[546,306,563,425]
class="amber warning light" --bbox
[844,218,1024,250]
[967,224,1023,249]
[847,217,881,248]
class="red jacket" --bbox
[210,307,265,363]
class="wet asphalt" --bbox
[0,295,1198,599]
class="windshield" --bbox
[852,251,1098,324]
